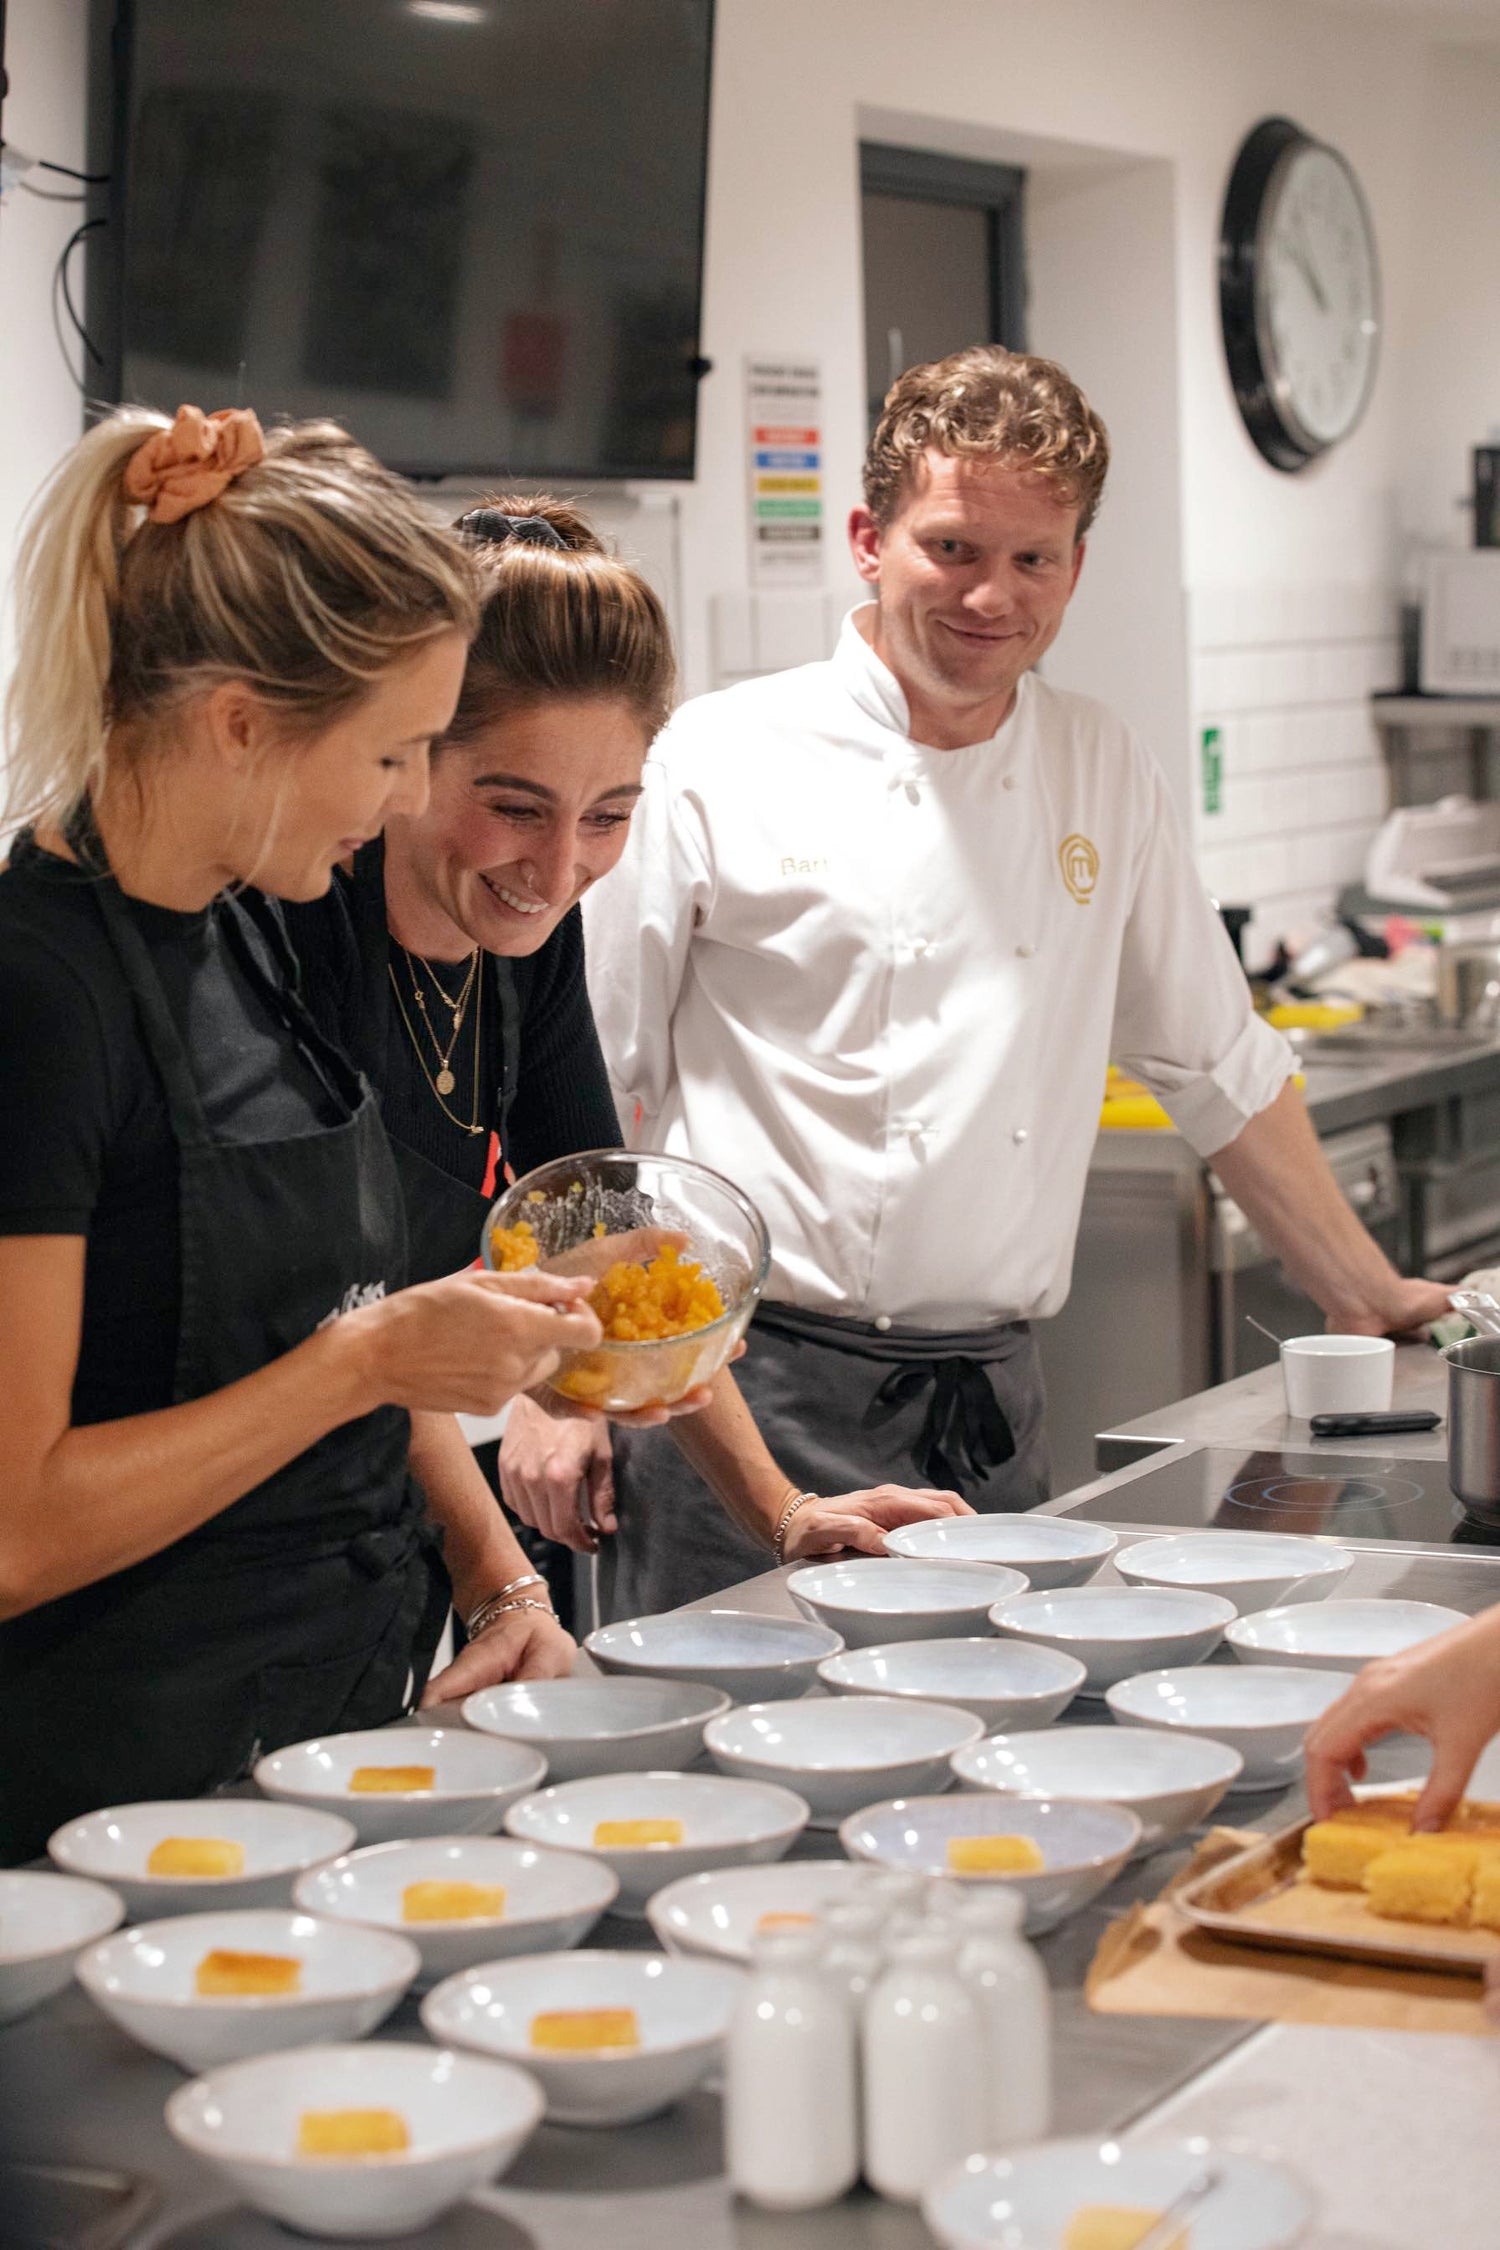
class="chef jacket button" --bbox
[912,936,930,957]
[905,781,920,804]
[1016,942,1035,959]
[874,1314,893,1332]
[1013,1126,1029,1144]
[1002,774,1016,790]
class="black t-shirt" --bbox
[0,834,342,1424]
[283,848,622,1184]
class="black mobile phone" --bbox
[1308,1410,1442,1438]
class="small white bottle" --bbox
[821,1899,886,2011]
[726,1927,859,2211]
[954,1887,1053,2148]
[862,1926,987,2203]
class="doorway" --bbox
[860,143,1026,429]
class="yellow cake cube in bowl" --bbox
[593,1818,683,1849]
[148,1838,246,1880]
[195,1948,303,1998]
[1063,2207,1187,2250]
[297,2107,410,2158]
[401,1881,506,1924]
[947,1834,1046,1875]
[348,1766,435,1795]
[530,2006,640,2051]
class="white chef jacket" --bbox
[582,607,1293,1330]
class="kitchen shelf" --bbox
[1372,692,1500,805]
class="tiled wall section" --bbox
[1189,582,1400,969]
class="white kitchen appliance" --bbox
[1421,550,1500,693]
[1363,796,1500,912]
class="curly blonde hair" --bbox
[863,346,1110,536]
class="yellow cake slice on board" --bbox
[1062,2207,1188,2250]
[147,1837,246,1879]
[1362,1840,1485,1924]
[947,1834,1045,1875]
[348,1765,436,1794]
[1469,1857,1500,1931]
[530,2007,640,2051]
[297,2109,409,2158]
[593,1819,683,1847]
[194,1948,302,1996]
[401,1880,506,1923]
[1301,1819,1410,1889]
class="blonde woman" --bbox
[0,407,602,1862]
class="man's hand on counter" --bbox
[420,1602,577,1706]
[780,1484,973,1562]
[1338,1276,1456,1338]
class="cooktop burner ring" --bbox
[1222,1472,1429,1516]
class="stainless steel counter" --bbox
[1096,1336,1449,1471]
[10,1490,1500,2248]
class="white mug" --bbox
[1281,1333,1394,1419]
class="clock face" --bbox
[1256,141,1380,454]
[1219,117,1382,472]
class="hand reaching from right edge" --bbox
[1302,1605,1500,1831]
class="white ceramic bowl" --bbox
[991,1585,1235,1693]
[49,1801,358,1918]
[1116,1532,1352,1614]
[165,2040,543,2240]
[76,1908,418,2072]
[585,1608,843,1701]
[254,1726,546,1844]
[646,1861,885,1963]
[423,1948,743,2126]
[788,1559,1027,1647]
[839,1795,1140,1934]
[817,1636,1086,1731]
[293,1836,619,1990]
[925,2135,1315,2250]
[703,1695,983,1827]
[885,1515,1118,1588]
[1107,1664,1356,1789]
[1227,1597,1468,1671]
[1282,1330,1393,1417]
[950,1726,1243,1856]
[504,1771,809,1916]
[461,1676,730,1780]
[0,1870,124,2025]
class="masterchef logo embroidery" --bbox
[1058,833,1100,905]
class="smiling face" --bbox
[849,449,1086,750]
[381,695,650,960]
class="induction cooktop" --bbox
[1060,1446,1500,1551]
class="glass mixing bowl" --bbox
[481,1149,771,1413]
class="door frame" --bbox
[859,141,1027,357]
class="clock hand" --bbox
[1284,228,1329,314]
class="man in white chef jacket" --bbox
[555,346,1450,1614]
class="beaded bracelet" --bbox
[772,1489,817,1563]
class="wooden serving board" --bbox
[1176,1819,1500,1974]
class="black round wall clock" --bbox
[1219,115,1382,473]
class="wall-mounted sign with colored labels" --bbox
[745,356,823,586]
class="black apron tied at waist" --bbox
[751,1300,1031,1495]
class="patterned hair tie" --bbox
[453,507,569,551]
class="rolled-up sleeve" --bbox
[1110,760,1294,1157]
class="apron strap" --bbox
[225,890,368,1118]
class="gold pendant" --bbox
[436,1067,456,1095]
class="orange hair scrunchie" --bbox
[122,404,266,525]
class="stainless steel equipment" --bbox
[1437,941,1500,1030]
[1446,1335,1500,1523]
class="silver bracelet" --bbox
[469,1596,556,1635]
[465,1574,544,1636]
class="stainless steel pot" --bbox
[1436,942,1500,1031]
[1446,1335,1500,1521]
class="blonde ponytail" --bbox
[3,407,481,831]
[4,409,167,829]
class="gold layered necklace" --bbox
[388,943,486,1136]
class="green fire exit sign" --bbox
[1201,726,1223,816]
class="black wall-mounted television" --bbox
[88,0,715,481]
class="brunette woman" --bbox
[0,410,600,1862]
[288,500,965,1668]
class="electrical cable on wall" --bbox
[0,141,110,393]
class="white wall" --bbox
[0,0,90,715]
[3,0,1499,954]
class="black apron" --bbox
[334,840,521,1285]
[0,829,448,1865]
[603,1303,1049,1619]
